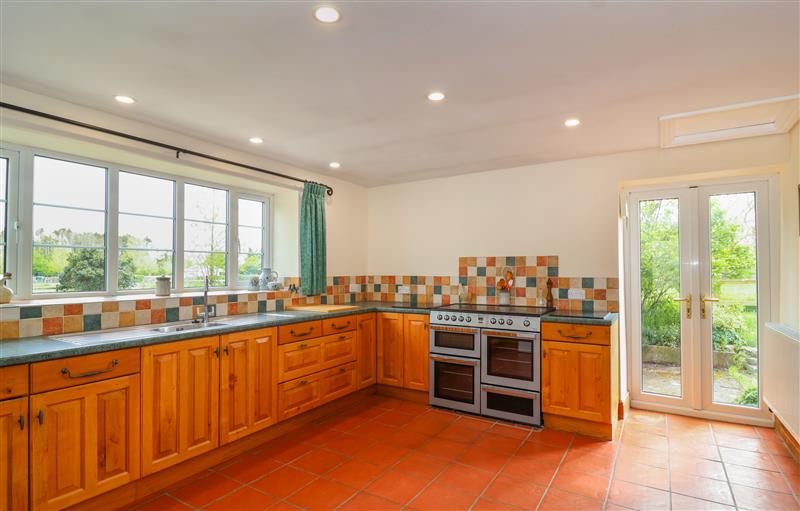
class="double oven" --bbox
[429,305,551,425]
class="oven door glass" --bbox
[429,355,480,414]
[481,385,541,426]
[430,327,479,357]
[481,333,540,391]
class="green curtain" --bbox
[300,182,327,295]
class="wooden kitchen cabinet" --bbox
[277,331,356,382]
[0,396,28,511]
[356,313,377,388]
[402,314,429,391]
[220,328,277,445]
[377,312,404,387]
[141,336,219,475]
[30,374,140,511]
[278,372,324,421]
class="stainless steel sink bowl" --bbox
[151,321,227,333]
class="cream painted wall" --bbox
[367,134,792,278]
[780,124,800,328]
[0,85,369,277]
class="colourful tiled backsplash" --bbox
[0,256,618,340]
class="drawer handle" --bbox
[36,410,44,425]
[299,342,308,348]
[17,415,24,431]
[291,328,314,337]
[339,367,346,373]
[557,329,592,340]
[299,379,308,386]
[61,359,119,379]
[331,321,351,330]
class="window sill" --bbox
[0,288,291,307]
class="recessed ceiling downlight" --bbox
[428,91,446,102]
[249,137,264,144]
[564,118,581,127]
[314,6,340,23]
[114,95,135,104]
[329,162,341,169]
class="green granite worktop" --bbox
[542,310,618,326]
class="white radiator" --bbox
[763,323,800,441]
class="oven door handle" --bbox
[430,355,479,366]
[482,331,538,339]
[480,384,538,399]
[431,326,480,334]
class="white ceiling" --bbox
[1,2,798,186]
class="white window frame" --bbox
[0,142,273,300]
[182,181,230,289]
[234,194,271,287]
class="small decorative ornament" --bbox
[155,276,171,296]
[0,273,13,304]
[250,276,260,291]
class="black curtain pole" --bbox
[0,102,334,196]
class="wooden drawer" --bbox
[0,364,28,400]
[542,323,610,346]
[322,315,356,336]
[278,331,356,382]
[321,362,357,402]
[278,320,322,345]
[278,372,323,421]
[31,348,141,393]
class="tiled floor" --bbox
[126,396,800,510]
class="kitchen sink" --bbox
[264,313,295,317]
[151,321,227,333]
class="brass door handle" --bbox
[700,295,720,319]
[673,294,692,319]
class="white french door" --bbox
[629,179,771,423]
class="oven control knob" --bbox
[444,315,450,320]
[452,316,458,321]
[523,320,531,327]
[466,317,472,322]
[498,318,505,325]
[437,314,443,320]
[507,319,513,325]
[457,316,463,321]
[490,318,497,324]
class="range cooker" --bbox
[428,304,554,425]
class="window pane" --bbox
[238,253,262,283]
[119,250,173,290]
[33,156,105,209]
[238,225,263,254]
[33,247,105,293]
[185,184,227,222]
[238,198,263,227]
[119,172,174,217]
[119,214,173,250]
[0,158,6,200]
[33,206,105,247]
[185,221,227,252]
[184,252,226,288]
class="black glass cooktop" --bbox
[436,304,555,316]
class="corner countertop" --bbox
[541,310,619,326]
[0,302,433,367]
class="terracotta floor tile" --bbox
[487,423,531,440]
[374,410,416,427]
[627,409,666,426]
[364,469,430,505]
[457,445,511,473]
[326,459,384,489]
[286,478,356,510]
[670,443,722,462]
[731,483,800,510]
[515,441,567,467]
[301,425,345,446]
[570,434,618,457]
[551,467,610,501]
[322,433,375,456]
[354,444,410,468]
[289,448,346,475]
[250,465,317,498]
[266,440,315,463]
[669,453,727,480]
[561,449,614,477]
[500,456,559,487]
[725,463,794,493]
[350,404,386,420]
[169,472,241,508]
[482,475,546,509]
[538,487,604,511]
[711,421,759,439]
[669,429,717,446]
[455,415,495,431]
[435,463,495,497]
[406,413,454,436]
[325,414,364,432]
[394,400,429,416]
[670,472,734,506]
[624,420,667,436]
[266,501,303,510]
[473,432,524,456]
[205,486,277,511]
[392,452,450,480]
[614,460,670,490]
[471,497,526,511]
[385,429,430,449]
[719,446,780,471]
[617,444,669,469]
[785,472,800,495]
[216,455,280,483]
[131,494,193,511]
[621,429,668,451]
[337,491,403,510]
[714,432,766,452]
[760,438,794,457]
[527,428,574,448]
[670,494,736,511]
[774,454,800,475]
[408,481,476,510]
[608,479,670,511]
[437,423,485,444]
[418,436,470,460]
[667,414,711,431]
[350,421,399,441]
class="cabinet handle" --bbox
[223,345,229,355]
[290,328,314,337]
[543,350,547,358]
[36,410,44,425]
[214,347,221,357]
[339,335,346,340]
[61,359,118,379]
[331,321,351,330]
[339,367,346,373]
[299,343,308,348]
[17,415,24,430]
[557,329,592,340]
[299,380,308,386]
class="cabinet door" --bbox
[541,341,576,416]
[141,336,219,475]
[30,375,140,511]
[403,314,430,391]
[220,328,277,445]
[542,340,610,423]
[377,313,404,387]
[321,362,358,402]
[356,313,377,388]
[0,397,27,511]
